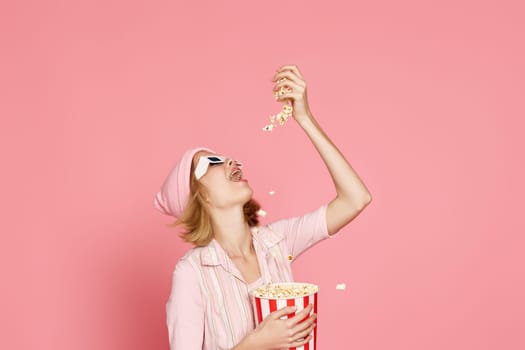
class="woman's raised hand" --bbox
[250,304,317,350]
[272,65,313,126]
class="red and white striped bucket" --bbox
[251,282,319,350]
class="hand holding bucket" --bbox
[251,282,319,350]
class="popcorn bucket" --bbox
[251,282,319,350]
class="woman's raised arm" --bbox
[272,64,372,236]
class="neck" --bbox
[210,205,254,259]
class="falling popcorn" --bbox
[336,283,346,291]
[257,209,267,217]
[268,190,275,195]
[262,78,294,132]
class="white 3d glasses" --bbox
[194,155,244,180]
[194,155,226,180]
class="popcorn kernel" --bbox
[336,283,346,291]
[254,282,318,298]
[257,209,267,217]
[264,78,294,131]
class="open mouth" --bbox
[228,168,243,182]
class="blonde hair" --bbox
[167,159,261,247]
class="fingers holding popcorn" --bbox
[263,64,313,131]
[273,79,294,100]
[276,90,302,101]
[277,64,306,80]
[274,65,306,86]
[273,78,303,96]
[273,73,304,88]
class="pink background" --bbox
[1,0,524,349]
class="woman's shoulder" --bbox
[173,245,206,271]
[251,224,285,248]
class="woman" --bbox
[154,65,372,350]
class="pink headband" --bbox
[154,146,216,218]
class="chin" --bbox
[240,187,253,201]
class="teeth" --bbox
[229,169,243,181]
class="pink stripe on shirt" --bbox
[166,203,337,350]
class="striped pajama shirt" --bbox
[166,203,338,350]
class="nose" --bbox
[227,157,243,168]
